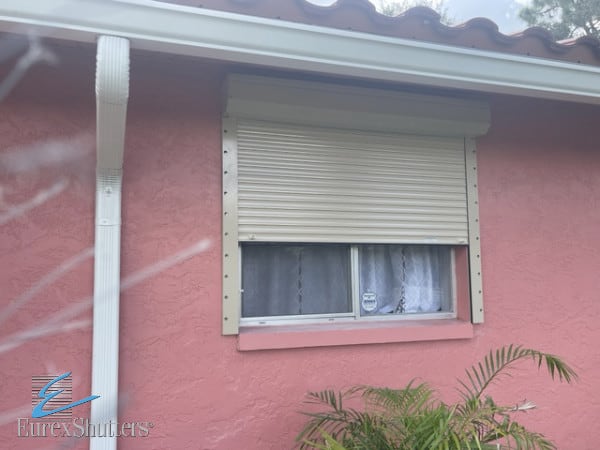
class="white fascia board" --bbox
[1,0,600,103]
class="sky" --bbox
[307,0,533,34]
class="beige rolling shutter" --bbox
[237,120,468,245]
[222,75,490,334]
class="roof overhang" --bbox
[1,0,600,104]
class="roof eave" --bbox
[1,0,600,104]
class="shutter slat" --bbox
[238,228,467,244]
[240,193,467,207]
[240,212,467,223]
[239,143,464,162]
[241,177,467,190]
[237,121,468,244]
[241,166,466,180]
[239,141,463,157]
[241,203,465,214]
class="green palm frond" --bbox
[298,389,391,449]
[482,418,557,450]
[297,345,577,450]
[303,431,349,450]
[459,344,577,401]
[359,381,434,416]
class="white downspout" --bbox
[91,36,129,450]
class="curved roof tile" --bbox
[167,0,600,66]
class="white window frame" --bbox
[222,75,488,335]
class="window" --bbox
[242,243,454,322]
[222,75,489,335]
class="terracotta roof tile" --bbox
[163,0,600,66]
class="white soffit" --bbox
[0,0,600,104]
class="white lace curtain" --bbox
[359,245,452,315]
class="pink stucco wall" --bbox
[0,44,97,450]
[1,42,600,449]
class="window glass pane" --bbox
[242,244,351,318]
[358,245,452,316]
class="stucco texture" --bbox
[1,42,600,449]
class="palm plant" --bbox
[297,345,577,450]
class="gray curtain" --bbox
[242,244,351,317]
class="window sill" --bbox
[237,319,473,351]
